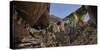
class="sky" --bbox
[83,13,90,22]
[50,3,81,18]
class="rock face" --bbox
[10,1,51,49]
[11,1,50,27]
[87,6,97,27]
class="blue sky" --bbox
[50,3,81,18]
[83,13,90,22]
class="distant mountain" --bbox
[50,15,63,23]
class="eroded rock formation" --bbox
[11,1,51,48]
